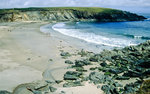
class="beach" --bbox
[0,21,104,94]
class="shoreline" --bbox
[0,21,149,94]
[0,21,104,94]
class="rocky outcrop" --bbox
[0,7,146,22]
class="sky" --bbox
[0,0,150,13]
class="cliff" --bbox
[0,7,146,22]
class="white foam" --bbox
[52,23,137,47]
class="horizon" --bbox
[0,0,150,13]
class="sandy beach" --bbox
[0,21,103,94]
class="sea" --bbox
[52,13,150,48]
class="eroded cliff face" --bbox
[0,8,146,22]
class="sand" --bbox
[0,21,104,93]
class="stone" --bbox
[143,69,150,76]
[113,82,123,87]
[75,59,91,67]
[60,52,71,58]
[64,71,82,80]
[90,67,97,70]
[101,85,111,94]
[123,70,141,77]
[60,91,66,94]
[75,67,87,72]
[65,60,73,64]
[0,91,11,94]
[89,54,101,62]
[55,80,63,84]
[138,59,150,68]
[63,81,82,87]
[116,76,130,80]
[89,72,106,84]
[34,81,48,90]
[100,62,107,67]
[109,69,123,74]
[49,86,57,92]
[97,85,101,89]
[78,49,88,57]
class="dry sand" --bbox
[0,22,103,94]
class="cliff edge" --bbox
[0,7,146,22]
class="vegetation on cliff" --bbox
[0,7,146,22]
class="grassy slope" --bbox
[0,7,123,14]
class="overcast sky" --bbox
[0,0,150,13]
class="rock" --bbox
[104,72,111,76]
[34,81,48,90]
[116,76,130,80]
[100,62,107,67]
[75,67,87,72]
[143,69,150,76]
[89,54,101,62]
[89,72,107,84]
[124,82,141,94]
[60,52,71,58]
[55,80,63,84]
[124,85,135,94]
[63,81,82,87]
[138,59,150,68]
[90,67,97,70]
[60,91,66,94]
[78,49,88,57]
[123,70,141,77]
[113,82,123,87]
[75,59,91,67]
[97,85,101,89]
[13,83,38,94]
[65,60,73,64]
[101,85,120,94]
[101,85,111,94]
[0,91,11,94]
[64,71,82,80]
[109,68,123,74]
[49,86,57,92]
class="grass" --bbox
[0,7,123,15]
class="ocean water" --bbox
[52,13,150,48]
